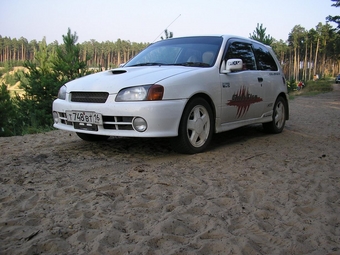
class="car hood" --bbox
[65,66,196,93]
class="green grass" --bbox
[290,79,333,97]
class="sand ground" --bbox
[1,85,339,255]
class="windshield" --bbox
[125,36,223,68]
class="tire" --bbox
[262,96,287,134]
[76,132,110,141]
[172,98,214,154]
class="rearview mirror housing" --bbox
[221,59,243,74]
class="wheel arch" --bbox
[183,92,217,131]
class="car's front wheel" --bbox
[76,132,110,141]
[172,98,213,154]
[262,96,287,133]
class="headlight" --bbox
[58,85,67,100]
[116,84,164,102]
[116,86,149,101]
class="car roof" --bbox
[166,34,271,47]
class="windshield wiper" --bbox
[174,62,210,67]
[129,62,166,67]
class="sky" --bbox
[1,0,339,44]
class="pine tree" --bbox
[52,28,89,82]
[327,0,340,29]
[0,83,18,136]
[161,29,174,40]
[249,23,274,46]
[16,38,62,132]
[15,28,89,134]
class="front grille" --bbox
[58,112,73,125]
[102,116,134,130]
[71,92,109,103]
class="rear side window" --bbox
[252,43,278,71]
[225,41,256,70]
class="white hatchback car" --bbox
[53,35,289,154]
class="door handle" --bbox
[258,77,263,82]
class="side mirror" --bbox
[221,58,243,74]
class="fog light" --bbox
[53,111,59,124]
[133,117,147,132]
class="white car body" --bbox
[53,35,289,154]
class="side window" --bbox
[225,41,256,70]
[252,43,278,71]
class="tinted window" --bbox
[252,43,278,71]
[225,41,256,70]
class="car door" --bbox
[252,42,281,114]
[219,40,265,124]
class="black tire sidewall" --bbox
[263,96,286,133]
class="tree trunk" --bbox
[314,38,319,76]
[293,47,297,80]
[117,51,121,66]
[308,42,313,81]
[297,47,300,81]
[303,43,308,81]
[21,43,24,61]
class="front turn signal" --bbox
[147,84,164,100]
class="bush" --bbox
[287,78,297,93]
[0,83,19,136]
[4,72,18,86]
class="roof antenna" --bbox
[152,14,181,42]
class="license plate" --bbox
[66,111,103,124]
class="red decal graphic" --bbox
[227,86,263,118]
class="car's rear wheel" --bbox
[172,98,213,154]
[76,132,110,141]
[262,96,287,133]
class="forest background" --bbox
[0,0,339,137]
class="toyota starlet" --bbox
[52,35,289,154]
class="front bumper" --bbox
[52,98,187,137]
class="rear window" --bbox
[252,43,278,71]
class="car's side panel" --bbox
[220,70,265,123]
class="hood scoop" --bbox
[111,69,127,75]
